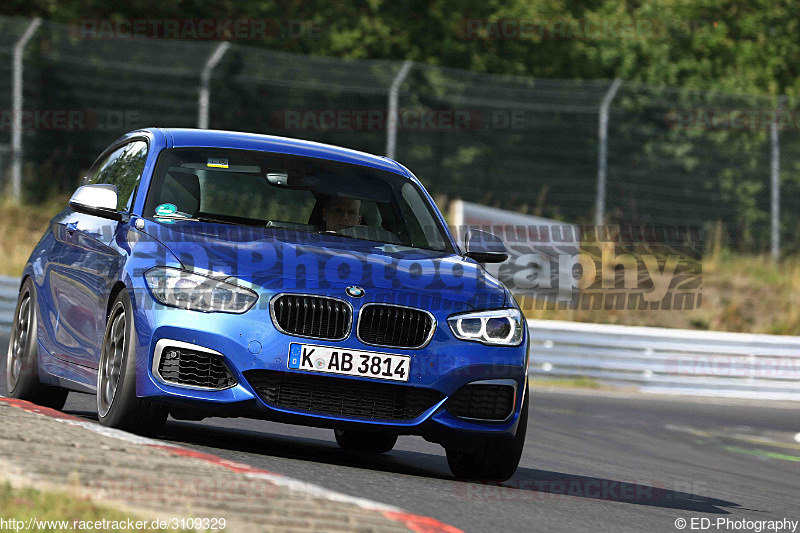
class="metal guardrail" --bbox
[1,275,797,401]
[0,275,19,331]
[528,319,800,401]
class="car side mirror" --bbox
[464,229,509,264]
[69,184,126,222]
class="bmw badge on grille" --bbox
[346,286,365,298]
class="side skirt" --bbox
[37,341,96,394]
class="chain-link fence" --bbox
[1,15,799,256]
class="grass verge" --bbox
[0,482,196,532]
[0,197,67,279]
[528,376,604,389]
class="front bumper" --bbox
[130,287,529,444]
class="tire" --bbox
[335,429,397,454]
[445,385,529,481]
[6,278,68,410]
[97,289,167,436]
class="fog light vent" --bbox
[157,346,236,390]
[445,383,515,421]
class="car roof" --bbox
[145,128,408,177]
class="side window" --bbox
[399,182,446,250]
[84,146,126,186]
[104,141,148,211]
[84,141,149,211]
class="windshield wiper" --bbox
[150,214,198,221]
[151,214,259,227]
[194,215,254,227]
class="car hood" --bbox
[138,219,507,310]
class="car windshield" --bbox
[143,148,452,252]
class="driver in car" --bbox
[322,196,361,231]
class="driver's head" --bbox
[322,196,361,231]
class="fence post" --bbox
[771,95,787,262]
[198,42,231,130]
[385,60,413,160]
[10,17,42,203]
[0,146,7,188]
[595,78,622,228]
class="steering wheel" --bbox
[336,225,401,244]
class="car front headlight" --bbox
[144,267,258,314]
[447,308,524,346]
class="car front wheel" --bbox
[445,385,529,481]
[6,278,68,409]
[97,289,167,435]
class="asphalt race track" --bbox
[2,334,798,532]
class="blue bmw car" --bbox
[6,128,529,480]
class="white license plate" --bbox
[287,343,410,382]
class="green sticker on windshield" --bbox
[155,203,177,216]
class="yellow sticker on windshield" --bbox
[207,158,229,168]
